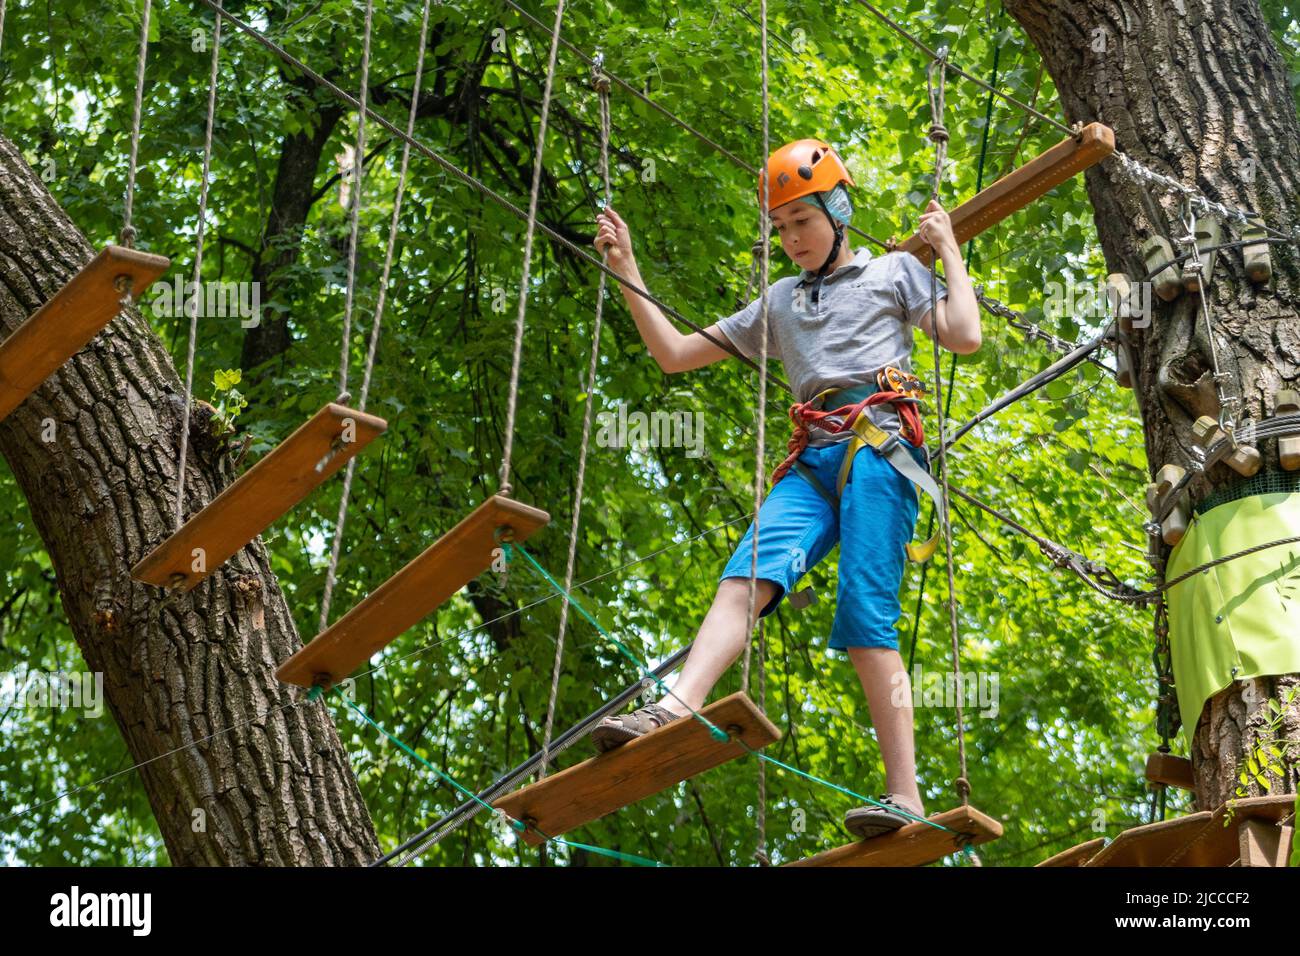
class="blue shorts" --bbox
[719,437,926,650]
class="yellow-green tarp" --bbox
[1166,492,1300,752]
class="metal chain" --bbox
[1112,150,1300,242]
[1174,196,1238,428]
[978,288,1115,372]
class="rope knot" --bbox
[927,122,949,145]
[118,225,137,248]
[954,775,971,801]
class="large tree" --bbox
[1005,0,1300,811]
[2,0,1298,866]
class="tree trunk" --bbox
[1004,0,1300,809]
[0,133,379,865]
[241,96,344,376]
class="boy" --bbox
[589,138,981,838]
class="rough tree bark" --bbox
[1004,0,1300,809]
[0,133,379,865]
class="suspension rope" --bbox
[498,0,567,497]
[173,5,223,531]
[505,541,959,839]
[851,0,1072,137]
[1175,196,1237,427]
[0,0,7,63]
[119,0,152,249]
[741,0,773,687]
[853,0,1300,242]
[334,0,374,409]
[539,53,611,781]
[197,0,788,395]
[924,49,970,807]
[500,0,900,253]
[4,513,754,835]
[1111,150,1300,243]
[910,22,1002,675]
[318,0,431,632]
[745,0,773,864]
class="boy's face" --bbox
[770,200,837,269]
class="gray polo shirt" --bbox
[718,248,947,446]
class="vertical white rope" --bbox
[334,0,375,407]
[539,61,611,781]
[497,0,567,497]
[319,0,430,632]
[926,50,970,807]
[748,0,772,865]
[120,0,152,248]
[174,5,223,531]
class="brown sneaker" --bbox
[843,793,925,840]
[590,702,681,753]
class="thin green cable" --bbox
[507,540,971,851]
[313,685,666,866]
[504,541,729,743]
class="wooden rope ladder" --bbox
[130,1,388,596]
[274,0,565,690]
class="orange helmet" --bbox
[759,139,855,212]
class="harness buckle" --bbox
[877,365,926,399]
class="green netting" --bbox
[1196,470,1300,516]
[1166,492,1300,751]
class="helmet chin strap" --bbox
[808,193,847,303]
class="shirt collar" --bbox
[797,246,873,285]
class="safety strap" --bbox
[838,416,941,563]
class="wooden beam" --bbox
[276,494,550,688]
[1037,836,1106,867]
[132,403,387,591]
[492,692,780,847]
[0,245,170,421]
[1238,819,1289,867]
[897,122,1116,266]
[785,805,1002,867]
[1083,794,1294,867]
[1145,751,1196,790]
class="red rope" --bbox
[771,393,923,485]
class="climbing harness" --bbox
[770,366,940,563]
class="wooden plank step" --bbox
[1145,751,1196,790]
[276,494,550,688]
[0,244,170,421]
[785,804,1003,867]
[492,692,780,847]
[1037,836,1106,867]
[1083,794,1294,867]
[1238,818,1291,867]
[898,122,1116,266]
[132,403,387,591]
